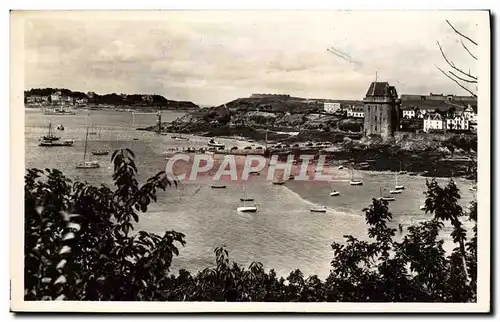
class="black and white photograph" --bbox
[9,9,491,313]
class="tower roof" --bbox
[365,82,391,97]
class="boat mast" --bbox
[83,125,89,162]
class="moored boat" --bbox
[208,138,225,148]
[310,206,327,213]
[349,167,363,186]
[92,151,109,156]
[75,125,100,169]
[237,206,257,213]
[39,139,74,147]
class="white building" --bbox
[463,105,477,122]
[347,106,364,118]
[401,106,418,119]
[446,113,469,130]
[423,113,445,132]
[323,102,341,114]
[50,91,62,104]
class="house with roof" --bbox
[423,113,446,132]
[463,104,477,122]
[401,105,419,119]
[445,113,469,131]
[347,105,365,118]
[50,91,62,104]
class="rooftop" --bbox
[365,82,390,97]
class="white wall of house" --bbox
[423,114,445,132]
[446,116,469,130]
[324,102,341,114]
[402,110,416,118]
[347,110,364,118]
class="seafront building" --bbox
[362,82,401,138]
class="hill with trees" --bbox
[24,88,199,110]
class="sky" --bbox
[22,10,483,106]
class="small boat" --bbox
[338,165,344,170]
[133,138,139,140]
[377,188,395,202]
[394,175,404,190]
[56,124,64,131]
[469,184,477,191]
[329,181,340,196]
[42,135,60,141]
[75,161,100,169]
[92,151,109,156]
[250,171,260,176]
[91,127,109,156]
[208,138,225,148]
[237,206,257,213]
[210,184,227,189]
[389,189,402,194]
[237,188,257,212]
[172,133,189,141]
[349,167,363,185]
[273,181,285,185]
[310,206,327,213]
[39,139,74,146]
[89,126,97,135]
[420,205,427,210]
[76,125,100,169]
[41,122,61,141]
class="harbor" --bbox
[25,108,476,279]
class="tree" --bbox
[24,149,185,300]
[436,20,477,97]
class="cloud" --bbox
[23,10,483,105]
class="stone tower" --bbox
[363,82,401,138]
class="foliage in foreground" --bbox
[24,149,477,302]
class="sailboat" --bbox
[349,167,363,186]
[39,122,74,146]
[89,124,97,135]
[92,126,109,156]
[237,188,257,212]
[76,125,100,169]
[330,181,340,196]
[378,187,395,202]
[240,186,254,202]
[390,173,403,194]
[42,122,60,141]
[394,164,405,190]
